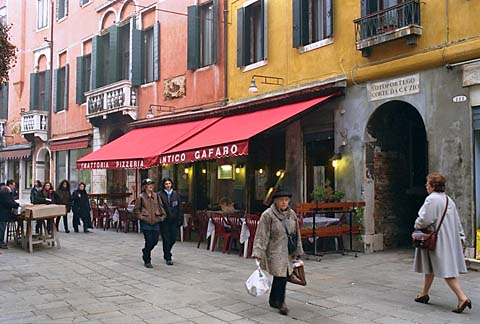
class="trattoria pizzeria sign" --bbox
[160,142,249,164]
[77,159,146,169]
[367,74,420,101]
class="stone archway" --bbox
[365,100,428,248]
[36,147,51,183]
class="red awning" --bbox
[160,95,333,163]
[76,118,220,169]
[50,136,90,152]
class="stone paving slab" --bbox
[0,227,479,324]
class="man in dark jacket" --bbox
[0,179,20,249]
[158,177,182,265]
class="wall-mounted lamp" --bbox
[146,108,154,119]
[202,168,207,174]
[275,169,285,177]
[258,168,264,174]
[235,164,244,174]
[184,167,190,174]
[331,153,342,168]
[248,75,284,93]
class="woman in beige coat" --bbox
[253,189,303,316]
[413,173,471,313]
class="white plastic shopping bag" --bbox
[245,260,271,297]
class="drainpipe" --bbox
[223,0,228,102]
[48,0,54,182]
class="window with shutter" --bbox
[0,84,7,120]
[57,0,68,21]
[80,0,90,6]
[200,2,214,67]
[119,24,130,81]
[188,1,218,70]
[37,0,49,29]
[293,0,333,48]
[38,71,46,111]
[237,0,267,67]
[144,27,154,83]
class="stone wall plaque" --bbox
[367,74,420,101]
[164,75,186,100]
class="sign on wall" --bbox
[367,74,420,101]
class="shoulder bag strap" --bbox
[434,196,449,233]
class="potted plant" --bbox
[311,180,345,203]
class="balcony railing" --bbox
[85,80,138,121]
[21,111,48,141]
[354,0,422,56]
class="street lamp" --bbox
[248,75,284,93]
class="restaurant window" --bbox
[305,137,334,202]
[237,0,267,67]
[187,1,218,70]
[143,27,154,83]
[69,148,91,190]
[37,0,49,29]
[293,0,333,48]
[25,160,33,189]
[54,65,69,112]
[75,54,91,104]
[56,0,68,21]
[30,70,51,111]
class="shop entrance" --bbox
[366,100,427,248]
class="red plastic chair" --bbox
[245,214,261,258]
[116,206,137,233]
[226,214,243,256]
[101,203,114,230]
[196,211,210,249]
[91,202,102,228]
[210,212,231,253]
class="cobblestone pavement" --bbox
[0,228,478,324]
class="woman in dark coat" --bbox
[71,182,91,233]
[158,177,182,266]
[34,181,55,233]
[413,173,471,313]
[55,180,72,233]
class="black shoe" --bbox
[279,304,288,316]
[74,228,79,233]
[452,298,472,313]
[84,230,91,233]
[0,243,8,249]
[414,295,430,304]
[166,260,173,266]
[144,262,153,268]
[269,301,280,309]
[65,230,70,233]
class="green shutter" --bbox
[153,22,160,81]
[187,5,200,70]
[64,64,69,110]
[326,0,333,38]
[44,70,51,112]
[29,73,39,110]
[212,0,219,65]
[76,56,85,104]
[236,7,245,67]
[108,25,120,84]
[1,83,8,119]
[292,0,309,47]
[53,68,59,112]
[130,23,143,86]
[91,36,99,89]
[260,0,266,60]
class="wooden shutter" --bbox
[76,56,85,104]
[212,0,219,65]
[236,7,245,67]
[130,22,143,86]
[29,73,39,110]
[293,0,309,47]
[44,70,51,112]
[91,36,99,89]
[187,5,200,70]
[108,25,120,84]
[63,64,69,110]
[1,83,8,119]
[153,22,160,81]
[53,68,59,112]
[260,0,266,60]
[326,0,333,38]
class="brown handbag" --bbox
[287,260,307,286]
[411,196,448,251]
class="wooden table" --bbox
[19,214,62,253]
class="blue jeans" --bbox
[0,221,6,244]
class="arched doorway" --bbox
[366,101,428,248]
[36,148,51,183]
[106,129,126,194]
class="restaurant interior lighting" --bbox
[331,153,342,168]
[202,168,207,174]
[235,167,241,174]
[184,167,189,174]
[258,168,264,174]
[248,75,284,93]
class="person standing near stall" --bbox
[55,180,72,233]
[134,178,166,268]
[158,177,182,266]
[34,181,56,234]
[71,182,91,233]
[252,189,303,316]
[0,180,19,249]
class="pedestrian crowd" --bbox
[0,172,473,317]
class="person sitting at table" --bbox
[71,182,92,233]
[34,181,56,234]
[219,197,235,213]
[158,177,182,266]
[135,178,166,268]
[0,179,19,249]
